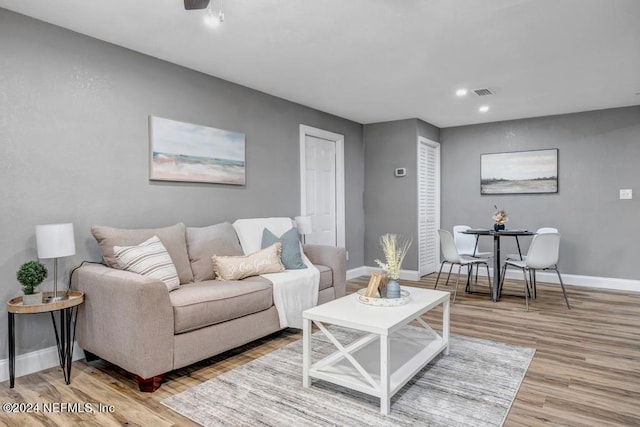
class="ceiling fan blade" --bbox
[184,0,210,10]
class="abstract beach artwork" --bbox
[481,149,558,195]
[149,116,245,185]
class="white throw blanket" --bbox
[232,218,319,329]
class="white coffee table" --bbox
[302,285,450,415]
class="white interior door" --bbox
[300,125,345,247]
[305,136,336,245]
[418,137,440,276]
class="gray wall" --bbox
[364,119,440,270]
[0,9,364,358]
[417,119,440,143]
[441,106,640,279]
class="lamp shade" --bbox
[36,223,76,259]
[294,216,313,235]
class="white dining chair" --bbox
[453,225,493,258]
[453,225,493,286]
[506,227,558,298]
[435,229,492,303]
[506,227,558,261]
[499,232,570,311]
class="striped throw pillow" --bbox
[114,235,180,291]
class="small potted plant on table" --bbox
[17,261,48,305]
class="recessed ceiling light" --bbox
[455,89,468,97]
[478,105,490,113]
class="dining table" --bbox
[462,229,535,302]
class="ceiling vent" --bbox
[473,88,494,96]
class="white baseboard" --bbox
[500,269,640,292]
[347,266,420,281]
[348,265,640,293]
[346,266,370,280]
[0,342,85,383]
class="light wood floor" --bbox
[1,275,639,426]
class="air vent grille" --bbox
[473,88,494,96]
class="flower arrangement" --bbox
[374,233,412,280]
[492,205,508,225]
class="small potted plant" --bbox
[17,261,48,305]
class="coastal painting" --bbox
[480,149,558,194]
[149,116,245,185]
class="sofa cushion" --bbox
[316,264,333,291]
[186,222,243,282]
[261,227,307,270]
[169,277,274,334]
[113,235,180,291]
[92,223,194,284]
[213,243,285,281]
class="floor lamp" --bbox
[36,223,76,302]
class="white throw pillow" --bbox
[232,217,295,254]
[114,235,180,291]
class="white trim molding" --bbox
[346,266,370,280]
[500,269,640,293]
[348,266,420,282]
[348,265,640,293]
[0,342,85,383]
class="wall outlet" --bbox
[346,251,349,260]
[620,189,633,200]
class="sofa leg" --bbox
[83,350,100,362]
[135,375,163,392]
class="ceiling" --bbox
[1,0,639,127]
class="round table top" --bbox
[462,229,535,236]
[7,290,84,314]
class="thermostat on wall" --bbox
[395,168,407,177]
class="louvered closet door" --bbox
[418,139,440,276]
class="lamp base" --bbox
[45,294,69,302]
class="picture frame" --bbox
[149,116,246,185]
[480,148,558,195]
[364,272,382,297]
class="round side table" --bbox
[7,290,84,388]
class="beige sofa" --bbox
[71,221,346,392]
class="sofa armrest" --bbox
[303,245,347,298]
[72,263,174,379]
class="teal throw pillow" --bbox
[261,227,307,270]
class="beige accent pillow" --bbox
[213,243,285,281]
[91,223,194,284]
[114,235,180,291]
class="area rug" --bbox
[162,326,534,427]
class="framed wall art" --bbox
[480,148,558,195]
[149,116,246,185]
